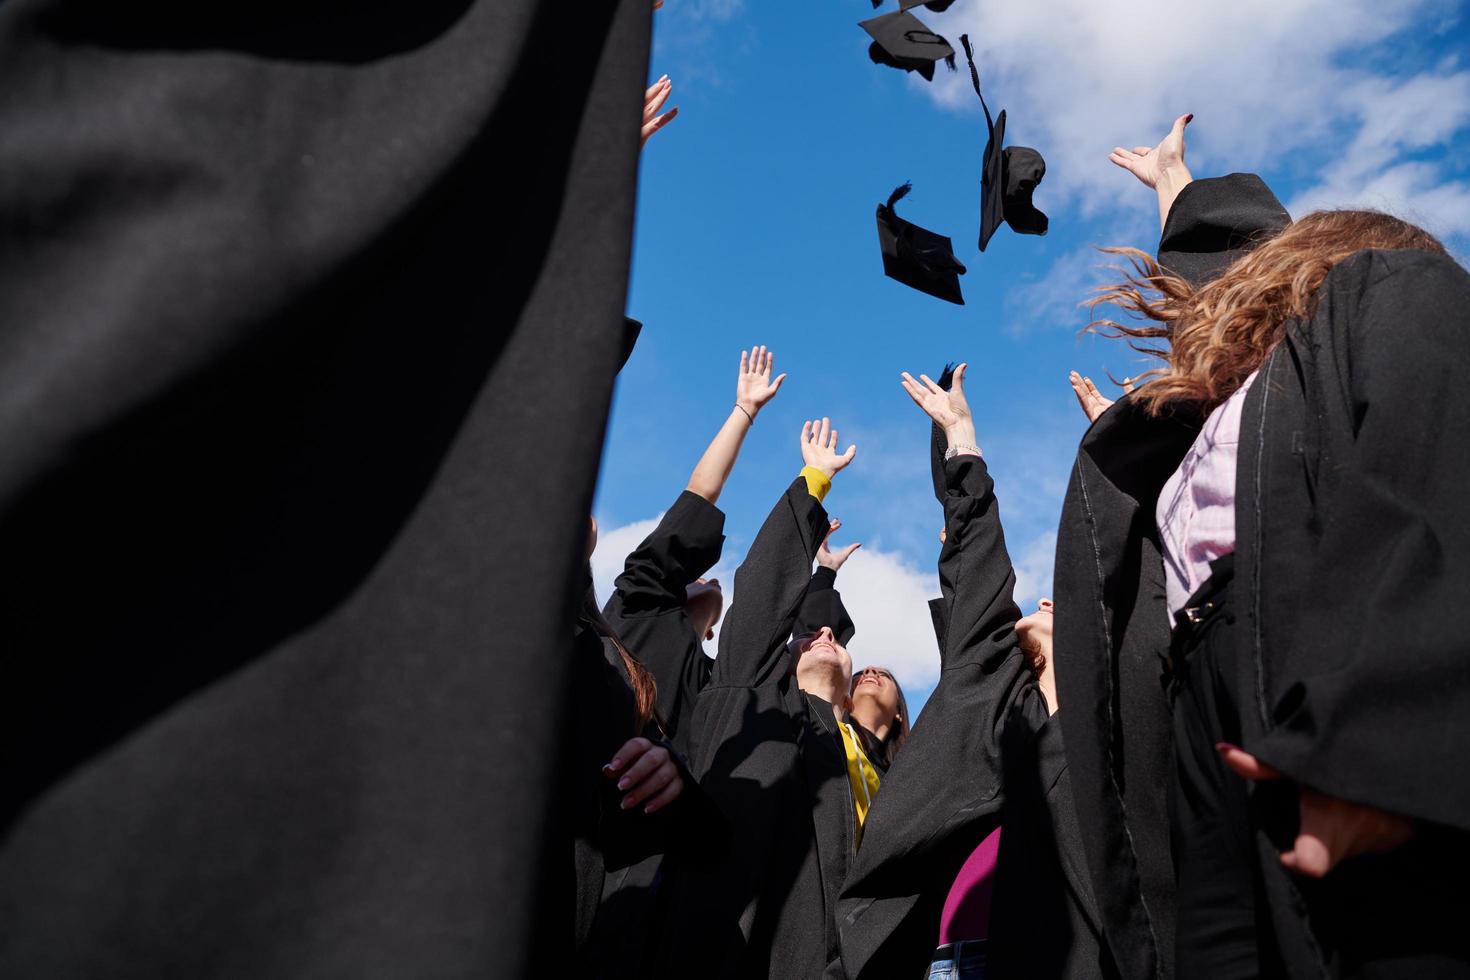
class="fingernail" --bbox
[617,778,631,790]
[621,797,633,810]
[1215,742,1240,754]
[1185,113,1194,122]
[644,804,659,814]
[609,758,622,770]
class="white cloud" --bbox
[822,545,943,699]
[918,0,1470,235]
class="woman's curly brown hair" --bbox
[1087,209,1447,417]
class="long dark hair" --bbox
[850,667,909,771]
[578,583,659,731]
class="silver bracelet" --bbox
[944,444,982,460]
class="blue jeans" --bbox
[928,940,987,980]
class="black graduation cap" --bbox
[928,362,957,501]
[876,183,967,305]
[860,10,956,83]
[888,0,958,10]
[958,35,1049,251]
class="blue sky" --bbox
[594,0,1470,711]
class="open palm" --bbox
[737,346,786,416]
[800,417,857,477]
[900,363,972,433]
[1109,113,1191,189]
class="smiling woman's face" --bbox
[850,666,901,723]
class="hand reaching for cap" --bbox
[642,75,679,147]
[800,418,857,478]
[736,346,786,419]
[901,362,977,451]
[817,519,861,572]
[1110,113,1194,230]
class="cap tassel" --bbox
[944,51,956,72]
[886,181,914,211]
[958,34,995,130]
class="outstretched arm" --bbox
[1110,113,1193,231]
[708,418,856,690]
[686,346,786,505]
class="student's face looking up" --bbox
[793,626,853,691]
[684,577,724,641]
[1015,598,1054,675]
[850,666,901,726]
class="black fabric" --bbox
[0,1,650,976]
[1165,559,1284,980]
[652,478,849,980]
[877,182,967,305]
[571,626,723,972]
[595,492,726,978]
[899,0,959,11]
[1235,249,1470,978]
[1055,171,1470,979]
[860,10,955,82]
[795,565,857,647]
[1051,171,1296,980]
[838,455,1108,980]
[1157,173,1291,287]
[603,489,726,758]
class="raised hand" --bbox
[817,518,861,571]
[1069,371,1115,424]
[737,346,787,419]
[1219,745,1415,878]
[641,75,679,147]
[800,417,857,478]
[900,362,976,447]
[1109,113,1192,189]
[1110,113,1195,230]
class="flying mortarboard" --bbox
[897,0,959,10]
[860,10,956,82]
[876,183,967,305]
[958,34,1049,251]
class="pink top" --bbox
[937,827,1001,944]
[1157,371,1258,621]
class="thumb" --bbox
[840,542,862,561]
[951,362,968,391]
[841,444,858,464]
[770,372,788,394]
[1170,112,1192,145]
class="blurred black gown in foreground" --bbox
[0,1,650,975]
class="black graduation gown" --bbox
[835,455,1108,980]
[594,492,725,976]
[570,623,719,973]
[1054,175,1470,978]
[0,2,651,976]
[603,489,727,758]
[653,477,855,980]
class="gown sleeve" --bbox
[1247,249,1470,832]
[602,490,725,744]
[704,477,829,692]
[835,455,1035,980]
[1157,172,1291,288]
[792,565,856,645]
